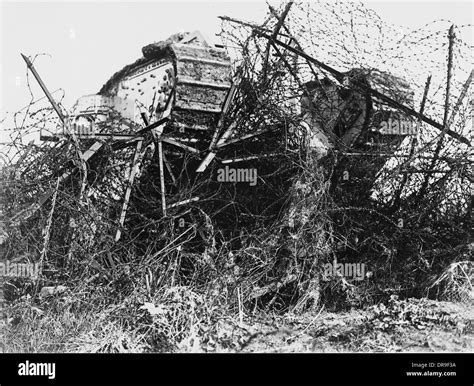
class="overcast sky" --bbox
[0,0,472,136]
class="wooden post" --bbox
[262,1,294,80]
[140,109,169,217]
[39,178,60,264]
[162,152,177,184]
[158,140,167,216]
[418,25,456,200]
[35,178,59,295]
[446,70,473,129]
[442,26,456,130]
[391,75,431,211]
[197,71,243,174]
[115,140,143,242]
[208,76,241,151]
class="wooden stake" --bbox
[115,140,143,241]
[158,141,167,216]
[446,70,473,129]
[418,25,456,200]
[391,75,432,210]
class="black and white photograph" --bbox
[0,0,472,384]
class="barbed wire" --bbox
[0,0,471,312]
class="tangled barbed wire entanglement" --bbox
[0,0,472,322]
[219,0,472,305]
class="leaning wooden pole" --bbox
[21,54,65,123]
[21,53,88,203]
